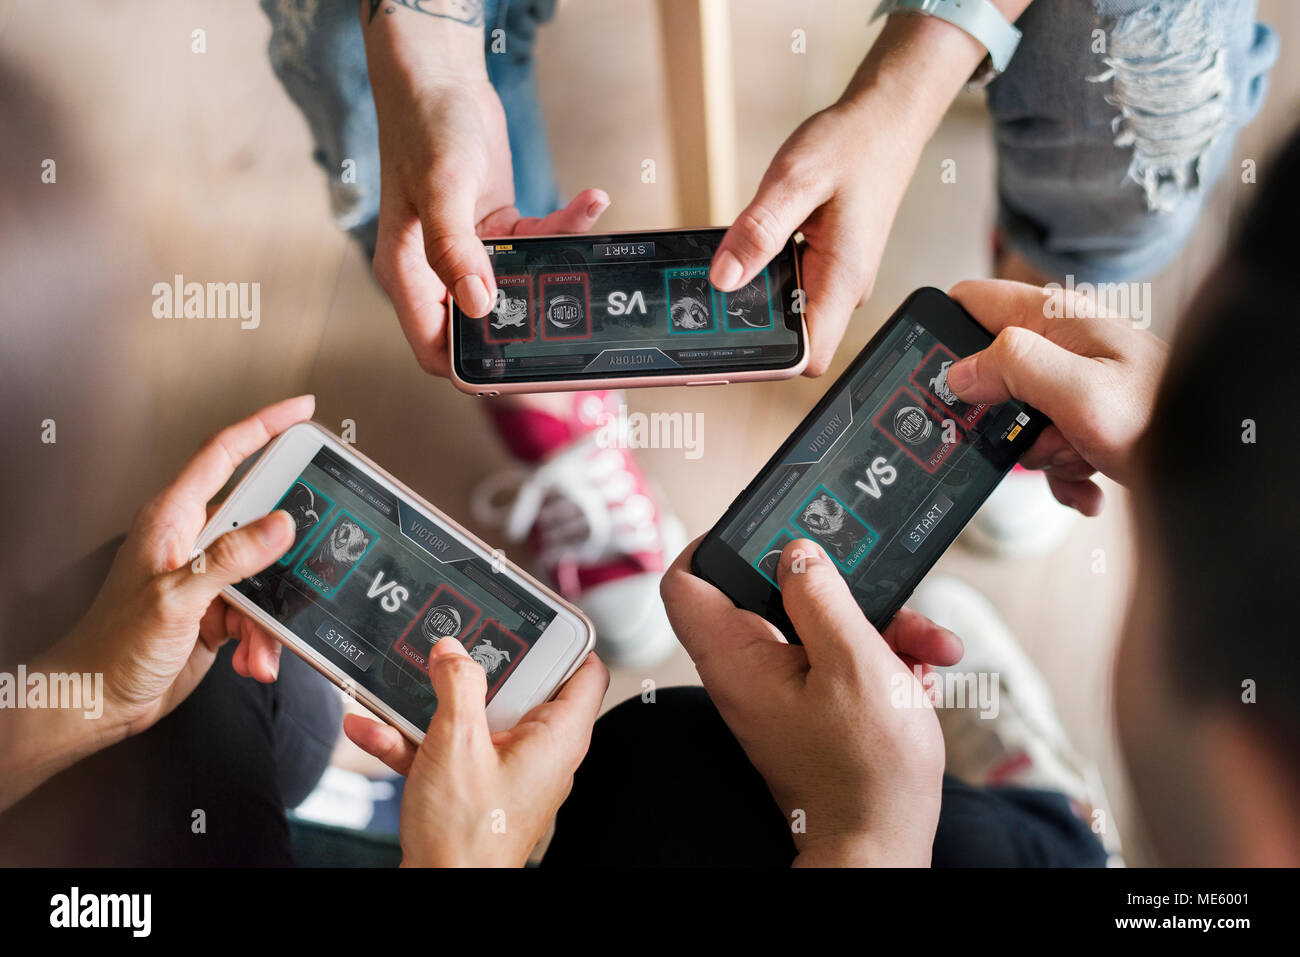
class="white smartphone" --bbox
[194,422,595,741]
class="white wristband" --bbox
[872,0,1023,75]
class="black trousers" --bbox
[0,642,341,867]
[2,669,1104,866]
[544,687,1109,868]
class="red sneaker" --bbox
[474,392,685,666]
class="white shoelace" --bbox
[471,438,660,587]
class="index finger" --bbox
[948,278,1128,340]
[161,395,316,512]
[947,279,1057,337]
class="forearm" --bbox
[838,1,1034,156]
[0,642,127,813]
[360,0,488,87]
[793,826,935,868]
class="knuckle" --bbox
[441,653,485,685]
[196,428,221,454]
[147,574,188,622]
[413,350,444,377]
[422,233,458,274]
[734,203,783,257]
[992,325,1038,366]
[133,496,163,530]
[802,558,842,594]
[423,233,476,281]
[770,153,819,195]
[947,279,977,301]
[205,531,247,575]
[804,353,831,378]
[659,568,683,605]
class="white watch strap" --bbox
[873,0,1023,74]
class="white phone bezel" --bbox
[194,422,595,740]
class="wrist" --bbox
[362,2,488,87]
[837,15,986,144]
[0,639,130,812]
[794,829,932,868]
[39,632,134,747]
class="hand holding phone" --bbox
[195,421,595,741]
[18,397,313,758]
[945,279,1170,515]
[361,12,612,377]
[1,397,319,814]
[662,536,960,866]
[343,636,608,867]
[691,287,1050,640]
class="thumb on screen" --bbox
[168,511,295,613]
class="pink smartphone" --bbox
[448,227,808,394]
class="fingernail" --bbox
[711,249,743,290]
[945,357,975,393]
[780,539,825,576]
[586,196,610,218]
[455,275,491,316]
[429,634,467,658]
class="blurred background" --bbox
[2,0,1297,863]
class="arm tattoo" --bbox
[368,0,484,27]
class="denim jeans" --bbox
[260,0,560,259]
[263,0,1277,283]
[990,0,1278,280]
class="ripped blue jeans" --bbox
[990,0,1278,280]
[262,0,1278,283]
[259,0,559,259]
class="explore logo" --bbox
[50,887,151,937]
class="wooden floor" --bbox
[2,0,1297,864]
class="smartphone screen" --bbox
[232,444,559,731]
[694,288,1047,636]
[451,228,804,384]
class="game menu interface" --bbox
[234,446,557,730]
[720,316,1039,623]
[454,230,802,382]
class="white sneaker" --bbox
[910,574,1124,864]
[471,432,684,668]
[963,467,1078,559]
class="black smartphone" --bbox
[448,228,807,394]
[691,287,1049,641]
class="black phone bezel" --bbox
[690,286,1050,642]
[451,227,806,385]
